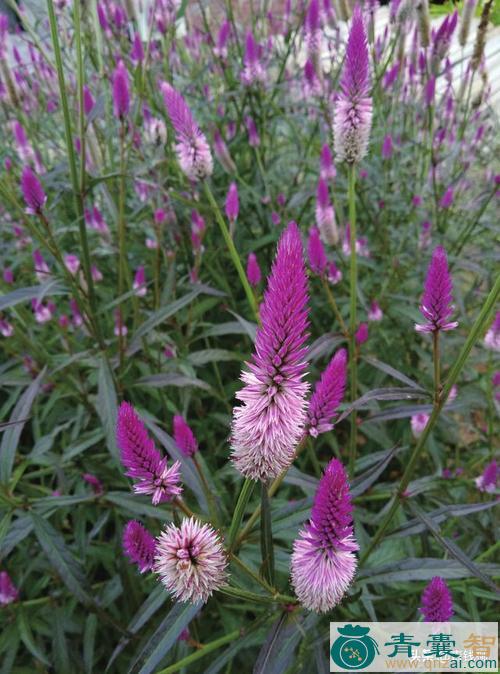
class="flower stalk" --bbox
[348,164,358,475]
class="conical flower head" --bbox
[123,520,156,573]
[117,402,182,505]
[246,252,261,287]
[112,60,130,118]
[155,518,228,604]
[161,82,213,181]
[415,246,458,333]
[231,222,310,481]
[307,349,347,436]
[475,459,498,493]
[420,576,454,621]
[173,415,198,457]
[0,571,18,605]
[21,166,46,213]
[333,5,372,163]
[316,178,338,245]
[308,226,327,275]
[291,459,358,612]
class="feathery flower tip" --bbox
[123,520,156,573]
[420,577,454,622]
[291,459,358,612]
[415,246,458,333]
[155,518,228,604]
[21,166,46,213]
[117,402,182,504]
[308,349,347,436]
[173,415,198,457]
[231,222,310,481]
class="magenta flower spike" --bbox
[245,116,260,147]
[161,82,213,181]
[240,30,266,86]
[112,60,130,119]
[333,5,372,164]
[214,20,231,58]
[246,252,261,287]
[307,348,347,437]
[83,85,95,116]
[225,182,239,223]
[320,143,336,181]
[419,577,454,622]
[231,222,310,481]
[415,246,458,333]
[291,458,358,612]
[173,415,198,458]
[117,402,182,505]
[381,134,393,159]
[368,300,383,322]
[475,460,498,493]
[0,571,19,605]
[439,186,454,209]
[133,266,147,297]
[316,178,338,245]
[305,0,322,55]
[131,32,144,63]
[307,226,327,275]
[484,312,500,351]
[123,520,156,573]
[355,322,369,345]
[82,473,103,495]
[21,166,46,213]
[154,518,228,603]
[424,75,436,107]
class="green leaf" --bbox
[30,512,93,605]
[127,601,202,674]
[227,479,255,551]
[84,614,98,674]
[358,558,500,583]
[187,349,243,366]
[0,511,12,547]
[96,357,119,462]
[53,608,71,674]
[260,483,275,586]
[17,607,51,666]
[0,280,67,311]
[107,584,168,671]
[351,444,402,495]
[254,613,319,674]
[0,368,46,484]
[138,373,213,392]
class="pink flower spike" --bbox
[355,322,368,345]
[420,577,453,622]
[3,268,14,284]
[439,186,454,209]
[320,143,336,181]
[117,402,182,505]
[484,312,500,352]
[173,415,198,458]
[411,412,429,438]
[131,32,144,63]
[0,571,19,605]
[64,254,80,275]
[21,166,46,214]
[123,520,156,573]
[133,266,147,297]
[291,459,358,612]
[316,178,338,245]
[246,253,261,287]
[415,246,458,333]
[161,82,213,181]
[231,222,310,481]
[214,20,231,58]
[368,300,383,322]
[308,349,347,436]
[154,518,228,603]
[475,460,498,493]
[225,182,239,222]
[381,134,393,159]
[308,226,327,275]
[112,60,130,119]
[83,473,103,495]
[333,5,372,163]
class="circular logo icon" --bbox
[331,625,379,671]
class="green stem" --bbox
[47,0,100,346]
[348,165,358,476]
[359,273,500,566]
[192,455,219,527]
[227,478,255,552]
[322,277,348,337]
[433,330,440,405]
[203,182,259,322]
[155,630,241,674]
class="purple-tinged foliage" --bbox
[415,246,458,333]
[231,222,309,481]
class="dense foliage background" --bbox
[0,0,498,672]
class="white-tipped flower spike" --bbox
[291,459,358,613]
[161,82,213,181]
[333,5,372,164]
[155,518,228,604]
